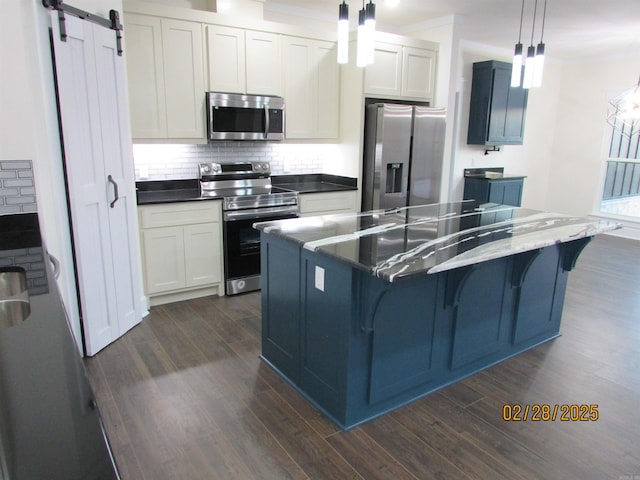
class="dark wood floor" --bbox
[85,234,640,480]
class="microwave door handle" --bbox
[263,104,269,139]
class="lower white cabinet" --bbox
[139,201,223,305]
[299,190,358,217]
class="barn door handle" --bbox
[108,175,119,208]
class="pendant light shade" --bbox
[510,0,525,87]
[532,42,545,87]
[356,7,367,67]
[337,1,349,64]
[511,43,524,87]
[522,45,536,89]
[365,1,376,65]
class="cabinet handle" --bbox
[48,252,61,279]
[263,103,269,139]
[108,175,119,208]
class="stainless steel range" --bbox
[199,161,298,295]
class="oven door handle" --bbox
[224,206,298,222]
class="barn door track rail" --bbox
[42,0,123,55]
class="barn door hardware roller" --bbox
[42,0,123,55]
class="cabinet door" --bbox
[161,19,205,139]
[184,223,222,287]
[315,41,340,139]
[123,14,167,138]
[246,31,282,95]
[487,66,510,143]
[282,37,314,138]
[401,47,436,101]
[206,25,246,93]
[142,226,186,294]
[488,180,523,206]
[364,42,402,97]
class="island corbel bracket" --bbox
[511,248,542,288]
[359,283,391,334]
[444,265,475,308]
[560,236,593,272]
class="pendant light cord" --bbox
[517,0,525,42]
[539,0,547,42]
[530,0,538,46]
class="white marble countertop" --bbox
[254,201,620,282]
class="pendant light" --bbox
[356,6,367,67]
[510,0,525,87]
[365,0,376,65]
[337,1,349,64]
[608,76,640,138]
[532,0,547,88]
[337,0,377,67]
[522,0,538,89]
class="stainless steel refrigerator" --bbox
[362,103,446,211]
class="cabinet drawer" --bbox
[139,201,221,228]
[299,191,357,216]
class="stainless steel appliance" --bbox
[199,161,298,295]
[206,92,285,141]
[362,103,446,210]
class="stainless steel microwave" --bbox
[206,92,285,141]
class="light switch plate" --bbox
[314,266,325,292]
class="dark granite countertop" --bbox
[254,201,619,282]
[0,213,118,479]
[136,174,357,205]
[271,174,357,193]
[463,167,527,180]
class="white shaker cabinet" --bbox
[364,42,436,102]
[124,14,205,141]
[139,201,223,306]
[206,24,246,93]
[283,37,339,139]
[206,26,282,96]
[245,31,282,96]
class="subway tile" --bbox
[4,179,33,188]
[0,188,19,197]
[6,196,36,205]
[0,205,22,214]
[0,160,32,170]
[0,171,17,179]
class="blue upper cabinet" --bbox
[467,60,528,146]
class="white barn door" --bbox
[51,12,145,355]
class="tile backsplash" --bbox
[0,160,37,215]
[133,142,336,181]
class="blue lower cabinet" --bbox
[260,232,589,429]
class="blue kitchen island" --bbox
[254,201,617,429]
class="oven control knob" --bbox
[213,164,220,172]
[202,165,211,174]
[263,163,269,170]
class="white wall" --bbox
[546,55,640,216]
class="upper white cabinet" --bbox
[207,26,282,96]
[124,14,205,141]
[364,42,437,101]
[246,31,282,96]
[206,25,246,94]
[283,37,340,139]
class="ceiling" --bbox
[263,0,640,61]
